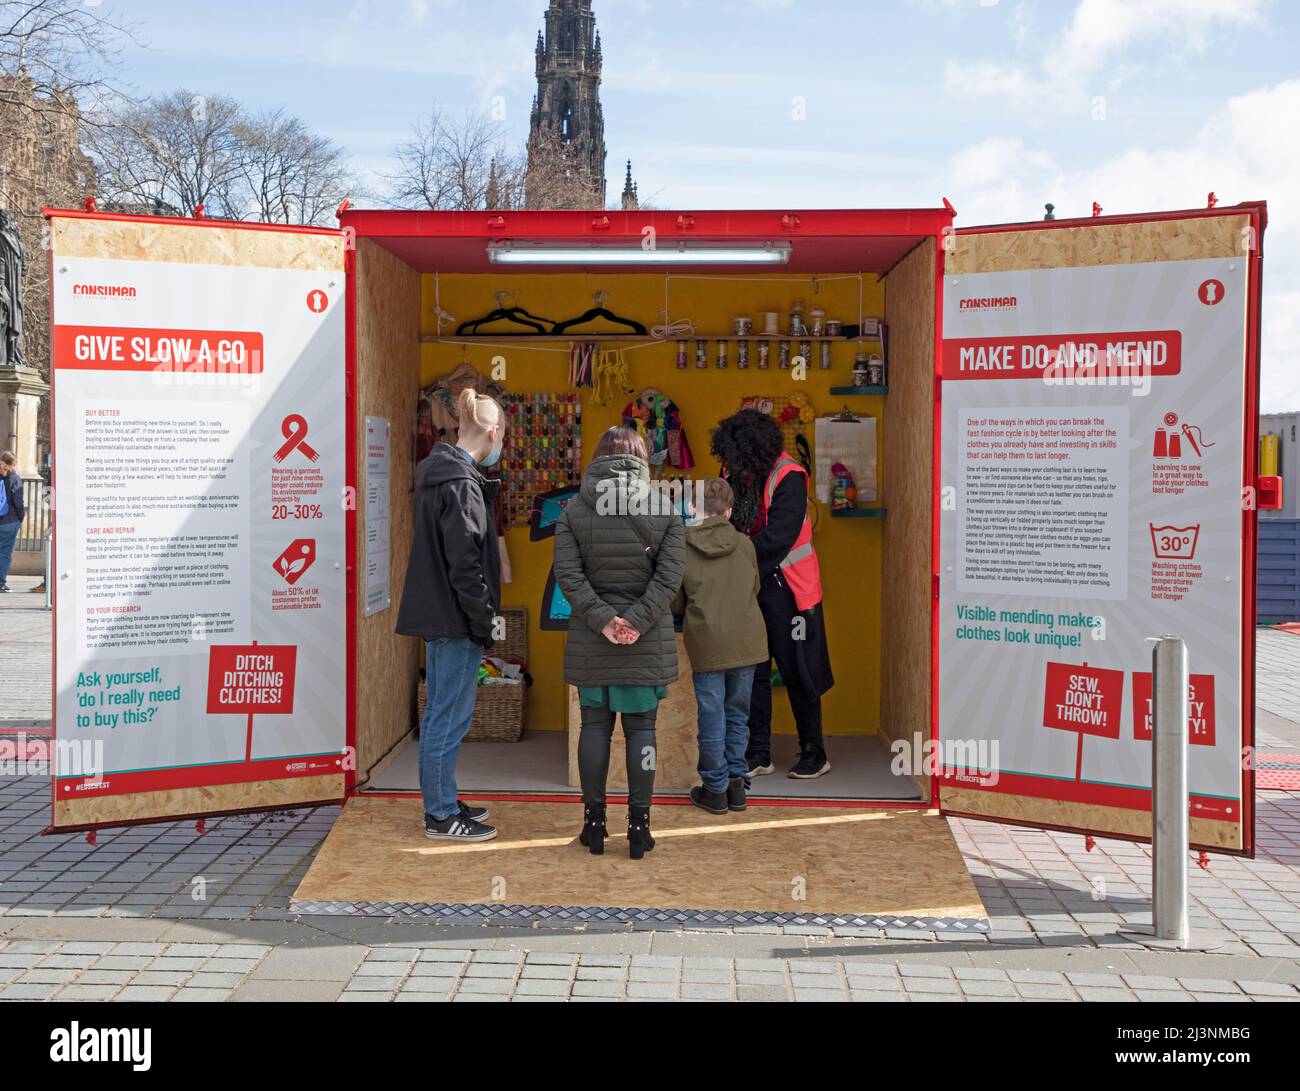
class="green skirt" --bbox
[577,685,667,714]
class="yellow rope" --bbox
[592,347,633,406]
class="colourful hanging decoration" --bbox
[621,389,694,472]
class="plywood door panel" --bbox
[354,239,422,778]
[881,241,937,799]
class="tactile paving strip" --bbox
[288,897,991,933]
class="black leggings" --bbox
[578,704,658,809]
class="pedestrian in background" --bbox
[0,451,25,593]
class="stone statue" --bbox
[0,209,26,368]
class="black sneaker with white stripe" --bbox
[458,801,489,822]
[425,811,497,842]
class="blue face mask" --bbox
[480,438,503,467]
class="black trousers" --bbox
[578,704,658,809]
[747,582,825,758]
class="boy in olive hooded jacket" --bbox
[672,479,768,814]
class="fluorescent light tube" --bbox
[487,241,791,265]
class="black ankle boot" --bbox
[727,776,749,812]
[627,806,655,860]
[578,803,607,855]
[690,784,728,815]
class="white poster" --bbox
[364,416,391,617]
[52,249,347,800]
[939,257,1247,843]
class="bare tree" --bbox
[386,106,514,211]
[0,2,133,456]
[0,1,135,121]
[233,108,354,226]
[523,125,604,210]
[386,105,608,211]
[85,89,245,217]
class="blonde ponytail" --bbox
[455,388,502,437]
[455,388,482,428]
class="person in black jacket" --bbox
[711,411,834,780]
[396,390,504,842]
[0,451,25,593]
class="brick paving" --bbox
[2,597,1299,1001]
[0,937,1294,1003]
[0,576,50,728]
[1257,628,1300,736]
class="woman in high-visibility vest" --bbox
[711,409,834,779]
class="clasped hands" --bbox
[600,616,641,645]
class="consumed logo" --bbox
[958,296,1017,311]
[72,284,137,299]
[49,1022,151,1071]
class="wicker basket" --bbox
[416,606,529,742]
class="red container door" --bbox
[47,211,351,832]
[935,205,1265,855]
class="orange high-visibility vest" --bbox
[759,452,823,611]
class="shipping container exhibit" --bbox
[44,201,1268,914]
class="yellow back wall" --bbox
[418,272,886,737]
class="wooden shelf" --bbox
[422,333,882,345]
[829,506,887,518]
[829,386,888,396]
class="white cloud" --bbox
[944,61,1033,100]
[947,136,1055,188]
[1047,0,1265,81]
[947,0,1267,106]
[942,79,1300,411]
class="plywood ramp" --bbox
[293,796,985,922]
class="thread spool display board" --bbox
[499,391,583,527]
[936,206,1266,856]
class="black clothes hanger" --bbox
[457,292,555,335]
[552,291,648,336]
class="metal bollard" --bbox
[1151,635,1189,943]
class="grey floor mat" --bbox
[363,729,923,801]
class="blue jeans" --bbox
[692,665,755,793]
[419,637,481,820]
[0,522,19,587]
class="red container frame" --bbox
[37,201,1266,859]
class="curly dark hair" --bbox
[710,409,785,533]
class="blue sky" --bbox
[101,0,1299,408]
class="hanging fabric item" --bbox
[620,389,694,472]
[423,361,507,442]
[569,342,596,389]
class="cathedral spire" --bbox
[526,0,607,208]
[621,159,638,211]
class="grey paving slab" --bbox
[1,625,1299,1001]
